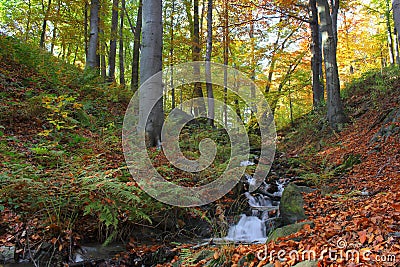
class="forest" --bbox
[0,0,399,266]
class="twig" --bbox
[26,226,39,267]
[375,157,392,177]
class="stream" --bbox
[2,160,289,266]
[224,173,287,244]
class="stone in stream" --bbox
[279,183,313,225]
[292,260,318,267]
[0,246,15,263]
[267,221,314,242]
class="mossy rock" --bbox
[192,249,214,263]
[267,221,314,243]
[293,260,318,267]
[279,183,308,225]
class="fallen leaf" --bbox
[358,231,367,244]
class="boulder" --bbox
[267,221,314,242]
[279,184,308,225]
[0,246,15,263]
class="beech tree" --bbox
[139,0,163,147]
[393,0,400,63]
[131,0,142,93]
[108,0,119,82]
[310,0,324,109]
[39,0,52,48]
[86,0,100,70]
[206,0,214,126]
[192,0,206,116]
[317,0,346,128]
[119,0,125,86]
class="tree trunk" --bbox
[223,0,228,127]
[265,31,280,94]
[317,0,346,129]
[386,0,395,65]
[84,1,89,58]
[108,0,119,82]
[86,0,99,70]
[170,1,175,109]
[330,0,338,45]
[131,0,142,93]
[249,19,256,101]
[193,0,206,116]
[139,0,163,147]
[119,0,125,86]
[393,0,400,64]
[310,0,324,109]
[100,26,107,79]
[205,0,214,126]
[50,26,57,54]
[25,0,32,41]
[39,0,52,48]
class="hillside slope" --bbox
[203,70,400,267]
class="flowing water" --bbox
[224,168,286,244]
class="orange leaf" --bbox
[213,251,219,260]
[392,203,400,212]
[358,231,367,244]
[368,233,375,244]
[375,235,384,243]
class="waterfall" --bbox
[224,169,286,243]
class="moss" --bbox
[279,183,307,225]
[268,221,314,242]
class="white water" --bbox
[224,177,287,243]
[225,215,267,243]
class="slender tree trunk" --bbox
[193,0,206,116]
[119,0,125,86]
[310,0,324,109]
[100,25,107,79]
[131,0,142,93]
[249,19,256,101]
[86,0,100,70]
[317,0,346,128]
[200,0,206,38]
[40,0,52,48]
[73,44,79,65]
[386,0,395,65]
[223,0,228,127]
[25,0,32,41]
[265,31,280,94]
[84,1,89,59]
[170,1,176,109]
[108,0,119,82]
[139,0,163,147]
[205,0,214,126]
[50,26,56,54]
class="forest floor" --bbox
[0,36,399,266]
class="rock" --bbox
[370,108,400,143]
[0,246,15,263]
[292,260,318,267]
[267,221,314,243]
[192,249,214,263]
[279,184,308,225]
